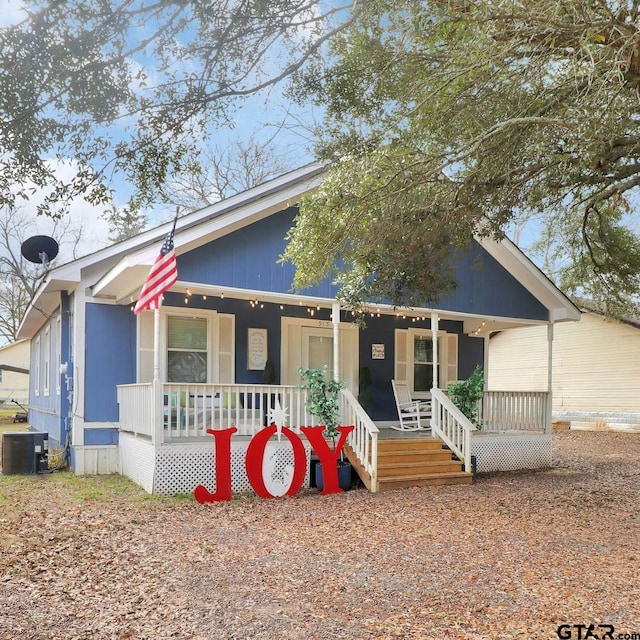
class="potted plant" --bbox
[447,365,485,429]
[298,365,352,491]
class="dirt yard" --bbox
[1,431,639,640]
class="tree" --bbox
[161,136,292,212]
[283,0,640,317]
[0,0,357,218]
[0,206,83,343]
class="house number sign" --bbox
[193,425,355,502]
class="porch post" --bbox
[431,311,439,390]
[332,303,340,382]
[152,308,163,446]
[546,323,554,435]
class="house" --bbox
[0,339,30,406]
[17,163,580,494]
[487,305,640,433]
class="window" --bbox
[167,315,208,383]
[413,334,439,393]
[43,326,50,396]
[34,336,41,396]
[0,369,3,383]
[395,328,458,395]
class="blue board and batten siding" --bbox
[27,291,73,448]
[83,303,136,445]
[178,208,548,321]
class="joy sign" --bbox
[193,424,355,503]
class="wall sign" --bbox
[247,328,268,370]
[372,343,385,359]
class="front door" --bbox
[301,327,334,378]
[281,317,359,393]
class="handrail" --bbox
[430,387,477,472]
[339,388,379,492]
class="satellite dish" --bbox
[21,235,59,268]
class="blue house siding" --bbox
[178,207,339,300]
[178,207,548,322]
[439,244,548,321]
[28,303,63,444]
[84,303,136,422]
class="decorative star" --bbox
[267,398,289,441]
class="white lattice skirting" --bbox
[119,433,311,496]
[471,434,552,473]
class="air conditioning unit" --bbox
[1,431,49,475]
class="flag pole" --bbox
[152,208,180,384]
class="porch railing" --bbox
[117,383,154,438]
[339,388,379,492]
[431,387,476,472]
[118,382,336,442]
[479,391,550,433]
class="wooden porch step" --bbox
[377,448,453,465]
[377,471,473,492]
[377,437,444,452]
[345,436,473,493]
[378,459,463,477]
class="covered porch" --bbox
[117,380,552,494]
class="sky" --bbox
[0,0,321,265]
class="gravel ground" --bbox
[1,430,639,640]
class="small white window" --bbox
[34,335,41,396]
[43,326,50,396]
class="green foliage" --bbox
[447,366,485,429]
[0,1,356,218]
[283,0,640,317]
[297,366,345,446]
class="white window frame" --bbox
[395,328,458,397]
[34,335,41,396]
[136,307,235,384]
[43,326,50,396]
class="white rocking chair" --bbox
[391,379,432,432]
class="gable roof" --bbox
[18,161,579,338]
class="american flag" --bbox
[134,224,178,314]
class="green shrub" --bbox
[447,365,484,428]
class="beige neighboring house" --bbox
[0,339,30,405]
[487,308,640,432]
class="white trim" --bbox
[34,335,41,396]
[43,325,50,396]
